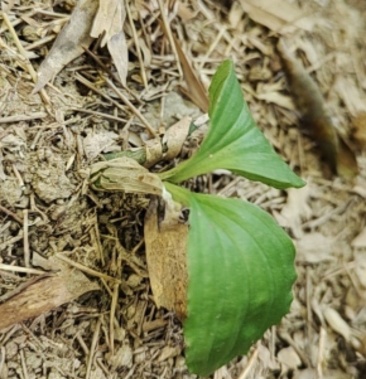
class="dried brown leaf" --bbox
[33,0,98,93]
[144,196,188,320]
[90,157,164,195]
[144,117,191,167]
[173,35,209,113]
[91,0,128,85]
[278,40,358,177]
[163,116,191,160]
[90,0,125,46]
[0,258,99,330]
[107,31,128,86]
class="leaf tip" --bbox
[292,176,307,188]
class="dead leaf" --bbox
[140,132,184,168]
[33,0,98,93]
[1,0,15,12]
[323,307,352,342]
[90,0,124,46]
[144,138,164,168]
[158,345,181,362]
[163,116,191,160]
[334,76,366,116]
[295,233,335,263]
[106,344,133,370]
[228,1,245,28]
[239,0,313,33]
[107,31,128,86]
[277,347,302,370]
[83,130,119,160]
[90,157,164,195]
[91,0,128,85]
[278,40,358,178]
[177,2,197,22]
[144,196,188,320]
[256,91,294,110]
[278,184,312,238]
[0,258,99,330]
[173,35,209,113]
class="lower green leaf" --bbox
[165,183,297,376]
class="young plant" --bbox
[158,60,305,375]
[90,60,305,376]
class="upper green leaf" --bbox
[160,60,305,189]
[165,182,297,376]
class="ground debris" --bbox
[0,0,366,378]
[0,258,99,329]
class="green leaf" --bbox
[160,60,305,189]
[165,182,297,376]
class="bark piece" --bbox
[144,197,188,320]
[0,260,99,330]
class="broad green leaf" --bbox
[165,182,297,376]
[160,60,305,189]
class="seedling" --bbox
[90,60,305,376]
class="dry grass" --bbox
[1,0,366,378]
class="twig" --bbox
[125,0,149,89]
[317,327,326,379]
[12,164,24,188]
[0,347,5,375]
[157,0,183,76]
[0,204,23,225]
[0,113,47,124]
[82,47,143,104]
[110,282,119,355]
[237,347,259,379]
[23,210,30,267]
[55,254,121,284]
[86,317,102,379]
[0,232,24,251]
[0,11,51,107]
[70,108,128,124]
[105,77,157,136]
[75,74,156,137]
[76,333,89,355]
[0,263,45,275]
[20,349,29,379]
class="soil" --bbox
[1,1,366,378]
